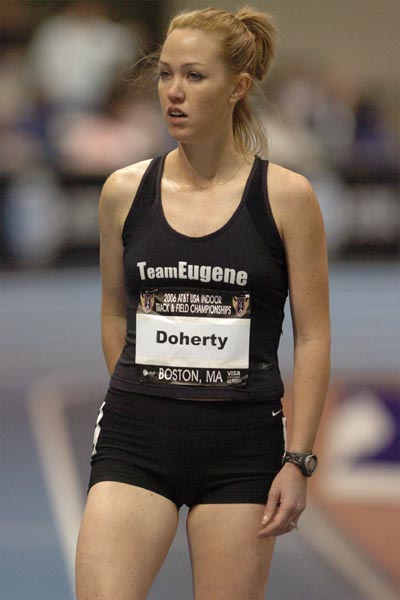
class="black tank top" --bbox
[109,153,288,403]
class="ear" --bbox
[229,72,252,104]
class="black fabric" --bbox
[245,160,288,291]
[110,152,289,402]
[121,158,159,247]
[89,387,285,509]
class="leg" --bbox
[75,481,179,600]
[186,503,275,600]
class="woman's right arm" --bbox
[98,171,129,376]
[98,160,153,375]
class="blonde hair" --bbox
[129,6,277,156]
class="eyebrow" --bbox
[158,61,207,68]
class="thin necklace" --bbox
[181,159,247,190]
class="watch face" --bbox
[305,454,318,475]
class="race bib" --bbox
[135,288,250,386]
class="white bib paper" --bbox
[135,288,251,386]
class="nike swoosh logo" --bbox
[272,409,282,417]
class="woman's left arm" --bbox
[257,172,331,538]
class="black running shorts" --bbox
[89,387,286,509]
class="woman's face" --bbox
[158,28,236,144]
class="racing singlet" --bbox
[109,153,289,402]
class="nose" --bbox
[167,77,185,102]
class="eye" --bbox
[158,71,171,80]
[188,72,203,81]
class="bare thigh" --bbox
[75,481,179,600]
[186,503,275,600]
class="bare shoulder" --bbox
[101,158,153,209]
[267,162,312,198]
[99,158,153,234]
[267,162,322,241]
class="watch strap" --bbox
[282,451,318,477]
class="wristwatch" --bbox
[282,451,318,477]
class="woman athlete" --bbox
[75,6,330,599]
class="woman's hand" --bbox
[256,463,307,538]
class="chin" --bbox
[168,130,196,143]
[168,127,210,145]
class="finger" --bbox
[260,489,280,527]
[257,520,297,538]
[283,522,297,535]
[257,508,288,537]
[287,506,304,529]
[280,503,304,531]
[280,515,300,535]
[286,518,299,533]
[257,506,297,538]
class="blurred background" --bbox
[1,1,399,599]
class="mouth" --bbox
[167,107,187,122]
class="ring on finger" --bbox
[289,521,298,529]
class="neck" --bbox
[171,139,253,187]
